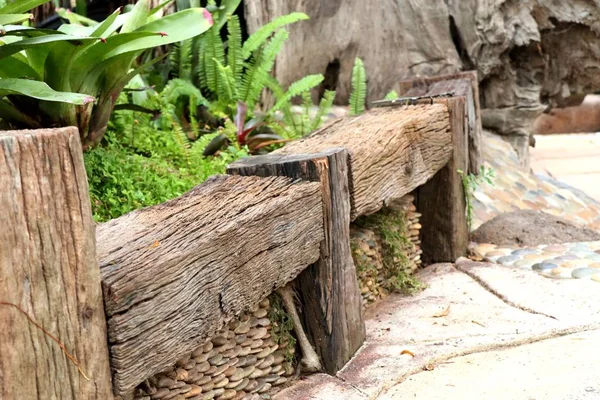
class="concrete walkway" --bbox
[274,261,600,400]
[531,133,600,202]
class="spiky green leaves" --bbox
[349,57,366,116]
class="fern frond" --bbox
[204,26,225,94]
[178,38,193,81]
[190,131,221,157]
[264,74,296,131]
[195,36,210,93]
[162,78,208,106]
[227,15,244,84]
[169,41,181,78]
[310,89,335,132]
[384,90,399,100]
[242,12,308,59]
[349,57,366,116]
[213,58,238,111]
[270,74,324,112]
[240,29,289,109]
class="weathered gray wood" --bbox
[228,149,365,374]
[97,175,324,395]
[397,71,482,174]
[272,106,452,220]
[416,96,469,263]
[0,127,114,400]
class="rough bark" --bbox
[0,127,114,400]
[273,106,453,220]
[398,71,482,174]
[96,174,323,395]
[229,149,365,374]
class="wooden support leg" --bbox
[0,128,114,399]
[416,97,469,263]
[228,148,366,374]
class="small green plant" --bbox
[267,293,297,365]
[384,90,399,100]
[348,57,366,116]
[355,208,424,294]
[458,166,495,231]
[0,0,212,148]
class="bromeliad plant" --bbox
[0,0,213,149]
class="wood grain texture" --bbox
[229,149,365,373]
[416,97,469,263]
[0,127,114,400]
[397,71,482,174]
[273,105,452,220]
[97,175,324,395]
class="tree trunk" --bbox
[0,127,114,400]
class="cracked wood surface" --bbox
[0,127,113,400]
[229,149,365,373]
[97,174,324,395]
[274,105,452,220]
[397,71,483,174]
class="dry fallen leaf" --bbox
[433,305,451,318]
[400,349,415,357]
[424,363,435,371]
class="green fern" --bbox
[311,90,335,132]
[384,90,399,100]
[241,12,308,59]
[240,29,289,108]
[349,57,366,116]
[205,26,226,94]
[227,15,244,83]
[213,58,238,109]
[270,74,324,112]
[161,78,207,107]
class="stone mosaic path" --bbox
[472,131,600,231]
[468,241,600,281]
[470,131,600,283]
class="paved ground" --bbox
[274,261,600,399]
[530,133,600,202]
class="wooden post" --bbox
[398,71,483,174]
[0,128,114,399]
[228,149,366,374]
[414,96,469,263]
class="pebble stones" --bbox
[471,240,600,282]
[352,194,423,307]
[134,296,294,400]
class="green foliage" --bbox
[157,6,326,151]
[0,1,212,148]
[85,88,248,222]
[458,166,495,231]
[267,293,297,365]
[355,208,425,295]
[349,57,366,116]
[384,90,399,100]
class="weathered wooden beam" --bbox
[228,149,366,374]
[0,128,114,400]
[398,70,483,174]
[97,175,324,395]
[273,105,452,220]
[415,96,469,263]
